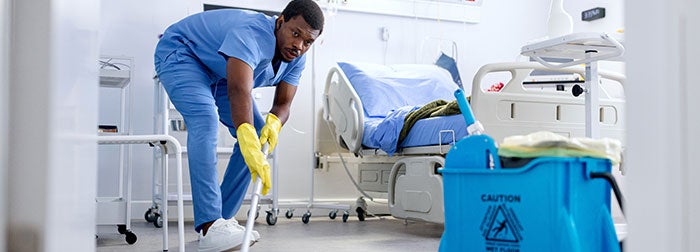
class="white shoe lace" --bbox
[221,220,244,232]
[226,218,259,241]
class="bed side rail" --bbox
[323,65,364,155]
[472,62,624,96]
[471,62,626,144]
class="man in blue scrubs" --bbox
[154,1,323,250]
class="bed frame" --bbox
[322,62,625,224]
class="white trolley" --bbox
[521,32,625,138]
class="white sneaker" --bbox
[226,218,260,248]
[198,218,245,252]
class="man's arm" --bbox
[226,57,255,128]
[269,81,298,125]
[227,57,273,196]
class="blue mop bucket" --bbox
[439,152,620,252]
[439,89,620,252]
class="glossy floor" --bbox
[96,216,443,252]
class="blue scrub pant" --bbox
[154,39,265,232]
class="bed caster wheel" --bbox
[355,196,367,221]
[144,208,158,223]
[342,211,350,222]
[329,210,337,220]
[125,231,137,245]
[153,213,163,228]
[572,84,585,97]
[117,224,127,234]
[301,212,311,224]
[356,207,366,221]
[285,210,294,219]
[266,211,278,226]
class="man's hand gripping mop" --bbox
[241,144,269,252]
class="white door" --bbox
[627,0,700,251]
[0,0,8,249]
[6,0,100,251]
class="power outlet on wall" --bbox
[380,26,390,41]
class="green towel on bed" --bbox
[398,99,463,145]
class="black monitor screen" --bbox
[203,4,281,16]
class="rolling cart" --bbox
[98,135,186,252]
[96,56,137,244]
[96,58,185,251]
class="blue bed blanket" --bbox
[337,61,465,155]
[362,105,469,156]
[362,106,420,155]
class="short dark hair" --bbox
[281,0,324,35]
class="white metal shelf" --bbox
[180,146,234,155]
[99,68,131,88]
[96,56,136,245]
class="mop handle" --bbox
[454,89,475,126]
[454,89,485,136]
[241,145,269,252]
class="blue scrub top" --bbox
[159,9,305,88]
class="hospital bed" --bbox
[322,61,625,224]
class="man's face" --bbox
[275,15,320,62]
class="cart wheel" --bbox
[285,210,293,219]
[266,211,278,225]
[144,208,157,223]
[117,224,127,234]
[356,207,366,221]
[247,209,260,220]
[125,231,137,245]
[154,213,163,228]
[301,212,311,224]
[342,211,350,222]
[329,211,337,220]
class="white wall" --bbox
[97,0,625,218]
[626,0,700,251]
[97,0,193,220]
[7,0,100,251]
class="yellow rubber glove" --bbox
[236,123,271,195]
[259,113,282,152]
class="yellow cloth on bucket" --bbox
[498,131,622,165]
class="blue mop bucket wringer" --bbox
[438,89,622,252]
